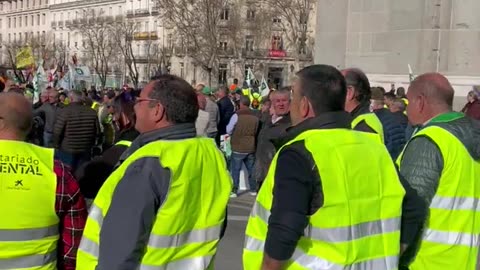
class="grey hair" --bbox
[68,90,83,103]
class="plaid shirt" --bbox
[54,160,88,270]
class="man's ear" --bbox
[300,96,311,118]
[153,103,166,123]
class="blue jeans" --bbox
[43,131,53,147]
[230,152,256,193]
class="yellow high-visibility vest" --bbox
[77,137,232,270]
[243,129,405,269]
[351,113,385,143]
[397,126,480,269]
[0,140,59,270]
[115,140,132,147]
[91,101,100,111]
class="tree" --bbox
[70,9,116,88]
[111,18,141,88]
[267,0,315,60]
[156,0,230,86]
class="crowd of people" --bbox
[0,64,479,270]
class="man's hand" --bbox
[261,254,286,270]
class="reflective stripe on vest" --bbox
[245,237,399,270]
[0,225,58,241]
[423,229,479,247]
[148,225,222,248]
[0,251,57,269]
[140,255,213,270]
[115,140,132,147]
[252,202,400,244]
[78,236,99,258]
[430,195,480,211]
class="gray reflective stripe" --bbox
[148,225,221,248]
[305,217,401,243]
[430,196,480,211]
[0,251,56,269]
[244,236,264,251]
[245,236,398,270]
[0,224,59,241]
[78,236,99,258]
[423,229,479,247]
[89,204,104,227]
[250,202,271,222]
[140,255,213,270]
[292,249,398,270]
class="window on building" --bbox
[14,33,16,42]
[13,17,16,28]
[271,35,283,50]
[145,21,149,31]
[39,0,42,6]
[218,64,227,85]
[246,9,255,19]
[37,14,40,25]
[24,16,27,26]
[179,62,185,78]
[20,0,23,9]
[220,8,229,20]
[8,18,11,28]
[245,35,254,51]
[26,0,29,8]
[19,17,22,27]
[67,32,70,47]
[8,33,11,42]
[273,17,281,23]
[219,41,227,51]
[42,14,46,24]
[299,12,308,26]
[118,6,122,14]
[0,19,2,29]
[19,33,22,43]
[144,44,149,56]
[167,33,173,49]
[109,6,112,16]
[0,34,2,43]
[37,31,39,38]
[31,15,34,26]
[41,31,45,43]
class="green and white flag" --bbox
[246,68,255,87]
[33,60,48,104]
[259,75,270,97]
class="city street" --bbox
[215,194,255,270]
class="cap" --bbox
[202,86,212,95]
[473,85,480,98]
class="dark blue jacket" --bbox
[374,109,407,160]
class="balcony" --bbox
[105,16,114,23]
[132,31,158,40]
[50,21,57,29]
[80,18,87,24]
[126,10,134,18]
[72,19,80,26]
[65,20,72,27]
[57,21,64,28]
[218,47,235,57]
[115,15,124,22]
[135,9,149,17]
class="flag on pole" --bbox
[259,76,270,97]
[16,47,35,69]
[33,60,48,104]
[246,68,255,87]
[408,64,415,82]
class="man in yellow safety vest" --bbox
[0,92,88,270]
[77,74,232,270]
[243,64,426,270]
[397,73,480,270]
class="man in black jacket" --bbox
[254,65,426,270]
[216,86,235,138]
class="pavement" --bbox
[215,193,256,270]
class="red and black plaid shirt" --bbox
[54,160,88,270]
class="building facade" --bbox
[314,0,479,101]
[0,0,316,89]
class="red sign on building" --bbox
[268,50,287,58]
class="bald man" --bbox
[397,73,480,270]
[0,92,88,270]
